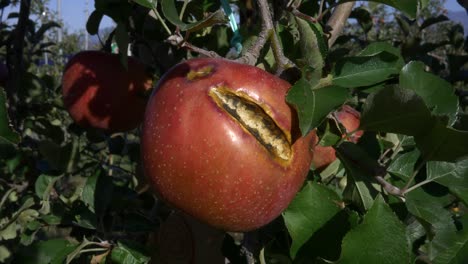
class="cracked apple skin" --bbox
[62,51,153,132]
[141,58,316,232]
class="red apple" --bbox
[62,51,153,132]
[311,105,363,171]
[141,58,317,232]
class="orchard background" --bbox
[1,0,468,263]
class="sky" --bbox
[45,0,466,33]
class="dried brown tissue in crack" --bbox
[209,86,292,161]
[186,65,215,81]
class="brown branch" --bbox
[235,28,268,65]
[237,0,294,74]
[258,0,294,73]
[326,1,355,47]
[166,33,221,58]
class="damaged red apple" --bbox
[141,58,317,232]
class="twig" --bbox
[375,176,404,199]
[181,41,222,58]
[236,0,294,72]
[326,1,355,47]
[401,160,426,194]
[291,9,317,23]
[258,0,294,73]
[236,28,268,65]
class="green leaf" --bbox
[286,79,314,135]
[387,149,420,180]
[14,238,78,264]
[339,195,409,263]
[34,174,56,199]
[433,218,468,264]
[286,80,349,136]
[406,187,458,260]
[0,89,19,144]
[0,220,17,240]
[358,42,404,69]
[426,159,468,205]
[294,210,359,263]
[86,10,104,35]
[110,241,150,264]
[283,182,342,259]
[336,142,380,211]
[295,17,327,72]
[81,170,100,213]
[0,245,11,262]
[400,61,459,125]
[332,51,400,88]
[161,0,227,32]
[132,0,157,9]
[360,86,468,162]
[360,86,433,135]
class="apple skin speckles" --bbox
[141,58,317,232]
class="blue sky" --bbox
[48,0,465,33]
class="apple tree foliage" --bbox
[1,0,468,263]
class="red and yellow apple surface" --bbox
[141,58,317,232]
[62,51,153,132]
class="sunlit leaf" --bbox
[387,149,420,180]
[426,159,468,205]
[110,241,150,264]
[295,17,327,72]
[332,52,400,88]
[287,79,349,136]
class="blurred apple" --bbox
[312,105,363,171]
[62,51,153,132]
